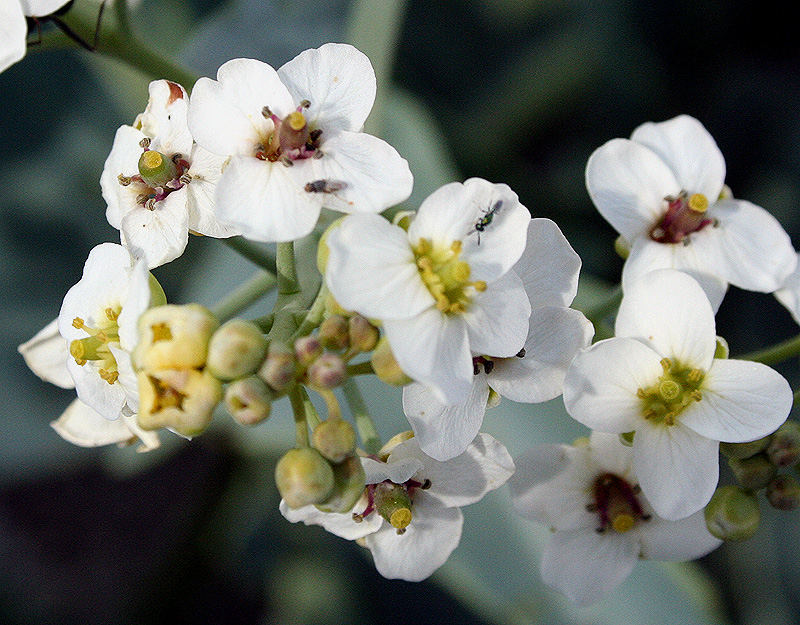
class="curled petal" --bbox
[52,399,136,448]
[18,318,74,389]
[279,498,382,541]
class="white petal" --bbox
[622,236,729,312]
[540,529,639,606]
[681,359,792,443]
[51,399,135,447]
[116,257,152,351]
[120,191,190,269]
[18,318,74,389]
[633,424,719,521]
[214,156,320,243]
[109,344,138,413]
[775,252,800,324]
[563,338,663,433]
[101,125,148,230]
[21,0,71,16]
[638,509,721,561]
[279,498,382,540]
[325,213,432,319]
[464,271,530,357]
[589,431,636,478]
[0,1,26,74]
[364,496,463,582]
[362,457,424,485]
[402,378,490,462]
[490,306,594,403]
[383,309,473,405]
[513,218,582,308]
[278,43,376,133]
[121,415,161,452]
[630,115,725,201]
[184,146,240,238]
[615,268,716,369]
[67,358,127,421]
[586,138,679,243]
[139,80,193,156]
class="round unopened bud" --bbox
[313,419,357,463]
[614,235,630,260]
[294,336,323,366]
[207,319,268,381]
[705,485,760,541]
[259,342,297,392]
[275,447,335,509]
[714,336,729,359]
[307,353,346,389]
[373,481,413,532]
[391,210,415,231]
[318,315,350,350]
[720,436,771,460]
[348,315,379,352]
[134,304,218,371]
[225,375,273,426]
[766,474,800,511]
[728,453,778,490]
[137,368,222,438]
[766,421,800,468]
[371,337,412,386]
[315,456,366,514]
[619,431,635,447]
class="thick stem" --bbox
[342,378,381,455]
[300,386,322,430]
[291,283,329,340]
[288,386,309,448]
[276,241,300,296]
[346,361,375,377]
[222,238,278,274]
[212,270,277,323]
[739,333,800,366]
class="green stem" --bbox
[346,361,374,376]
[276,241,300,296]
[249,313,275,333]
[291,283,329,340]
[739,333,800,366]
[794,388,800,407]
[288,386,309,447]
[300,386,323,430]
[222,238,278,274]
[342,378,381,455]
[212,270,277,323]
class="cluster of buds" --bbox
[706,420,800,540]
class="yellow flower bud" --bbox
[137,369,222,438]
[275,447,335,509]
[705,485,760,541]
[134,304,218,371]
[318,315,350,351]
[207,319,268,381]
[224,375,273,426]
[348,314,379,352]
[370,337,412,387]
[315,456,366,514]
[313,419,357,464]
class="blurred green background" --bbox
[2,0,800,623]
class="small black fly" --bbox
[304,179,348,194]
[469,199,503,244]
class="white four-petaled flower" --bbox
[187,43,413,242]
[586,114,796,309]
[281,432,514,582]
[563,269,792,520]
[509,432,722,606]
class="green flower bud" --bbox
[373,481,413,533]
[275,447,335,509]
[619,431,635,447]
[720,436,772,460]
[259,342,297,392]
[137,369,222,438]
[134,304,218,371]
[348,314,379,352]
[728,453,778,490]
[370,337,412,387]
[714,336,729,359]
[207,319,268,381]
[766,421,800,468]
[307,353,346,389]
[224,375,273,426]
[294,336,323,366]
[614,235,630,259]
[315,456,366,514]
[391,210,415,231]
[486,387,501,409]
[705,485,760,541]
[766,474,800,511]
[316,218,345,275]
[318,315,350,350]
[313,419,357,464]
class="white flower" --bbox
[586,114,796,310]
[326,178,533,404]
[402,218,594,460]
[101,79,239,268]
[774,251,800,324]
[19,317,160,451]
[563,269,792,520]
[509,432,722,606]
[281,432,514,582]
[57,242,158,420]
[1,0,71,74]
[187,43,413,243]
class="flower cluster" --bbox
[17,38,800,605]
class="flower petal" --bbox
[638,509,721,561]
[279,498,382,540]
[633,423,719,520]
[101,125,148,230]
[464,270,530,357]
[775,252,800,324]
[184,146,240,238]
[67,358,126,421]
[51,399,134,448]
[120,191,190,269]
[18,318,74,389]
[0,0,26,74]
[362,456,424,485]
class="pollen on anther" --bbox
[72,317,85,329]
[660,358,672,371]
[691,390,703,401]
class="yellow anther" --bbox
[141,150,163,170]
[99,369,118,385]
[688,193,709,213]
[286,111,306,131]
[72,317,85,330]
[688,368,703,383]
[473,280,487,292]
[660,358,672,371]
[389,507,412,530]
[611,513,635,533]
[664,413,676,426]
[691,390,703,401]
[450,240,463,254]
[636,388,647,398]
[105,307,119,321]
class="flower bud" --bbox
[720,436,771,461]
[766,474,800,511]
[614,235,630,259]
[318,315,350,350]
[766,421,800,468]
[705,485,760,541]
[294,336,323,366]
[714,336,729,359]
[225,376,273,426]
[370,337,412,386]
[373,481,413,533]
[728,453,778,490]
[486,387,502,409]
[348,315,379,352]
[135,304,218,371]
[307,353,346,389]
[206,319,268,381]
[259,342,297,392]
[275,447,335,509]
[137,369,222,438]
[391,210,415,231]
[315,456,366,514]
[313,419,357,463]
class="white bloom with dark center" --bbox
[509,432,722,606]
[586,114,796,309]
[281,432,514,582]
[187,43,413,243]
[563,269,792,520]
